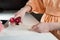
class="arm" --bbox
[31,22,60,33]
[16,0,45,14]
[48,23,60,30]
[15,0,46,18]
[15,0,45,22]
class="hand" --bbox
[15,8,26,22]
[14,5,31,23]
[31,23,53,33]
[0,21,4,32]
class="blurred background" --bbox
[0,0,28,10]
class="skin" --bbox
[14,5,60,33]
[31,22,60,33]
[0,21,4,32]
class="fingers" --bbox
[14,12,25,23]
[14,13,21,18]
[0,22,4,32]
[31,23,50,33]
[31,25,41,33]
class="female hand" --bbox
[0,21,4,32]
[31,23,54,33]
[15,5,31,22]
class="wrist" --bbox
[49,23,60,30]
[22,5,32,13]
[20,5,32,14]
[26,5,32,12]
